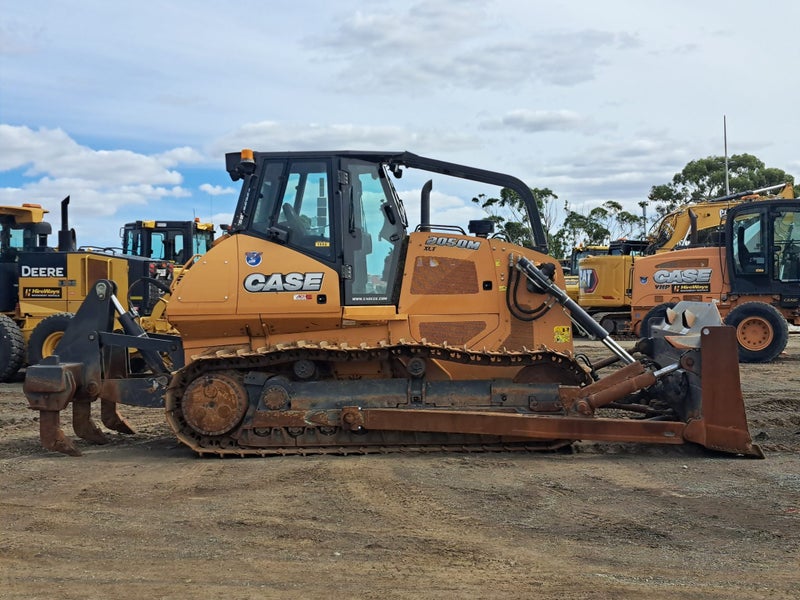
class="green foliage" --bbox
[470,152,795,260]
[553,201,642,251]
[471,186,559,251]
[648,153,796,216]
[472,188,642,259]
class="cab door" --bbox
[339,158,406,306]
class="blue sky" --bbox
[2,1,798,248]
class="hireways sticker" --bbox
[23,287,62,299]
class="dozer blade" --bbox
[642,301,762,456]
[510,260,762,457]
[675,321,763,457]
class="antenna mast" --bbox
[724,115,730,195]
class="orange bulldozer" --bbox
[23,150,762,458]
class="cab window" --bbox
[278,161,333,259]
[150,232,166,260]
[773,209,800,281]
[250,162,285,235]
[732,212,765,274]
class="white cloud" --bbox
[0,125,185,186]
[211,121,480,156]
[482,109,596,134]
[0,125,213,245]
[157,147,206,167]
[199,183,235,196]
[315,2,639,91]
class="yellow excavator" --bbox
[576,239,649,334]
[23,150,761,459]
[563,244,608,302]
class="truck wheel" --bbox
[641,302,676,337]
[0,314,25,382]
[724,302,789,363]
[27,312,74,366]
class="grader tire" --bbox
[0,314,25,382]
[27,312,74,366]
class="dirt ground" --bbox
[1,336,799,600]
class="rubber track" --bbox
[165,341,591,457]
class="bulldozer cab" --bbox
[728,200,800,297]
[226,150,548,307]
[229,156,405,305]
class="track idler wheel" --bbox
[181,371,248,437]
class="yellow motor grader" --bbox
[0,198,171,382]
[23,150,761,458]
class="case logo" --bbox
[653,268,712,284]
[244,272,324,293]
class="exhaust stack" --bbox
[58,196,77,252]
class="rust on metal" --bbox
[100,399,136,435]
[71,401,109,444]
[181,371,248,436]
[25,326,762,459]
[681,326,763,458]
[39,411,81,457]
[353,408,688,444]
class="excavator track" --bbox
[164,341,598,457]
